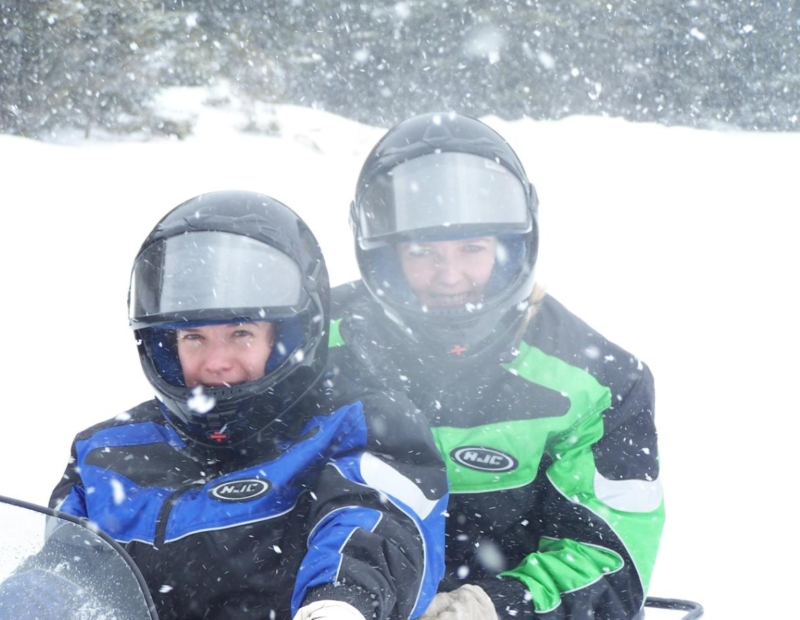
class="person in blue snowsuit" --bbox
[47,191,449,620]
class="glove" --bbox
[293,600,367,620]
[419,585,498,620]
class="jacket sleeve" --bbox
[493,364,664,620]
[292,390,449,620]
[48,441,89,521]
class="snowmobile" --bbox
[0,494,158,620]
[0,495,701,620]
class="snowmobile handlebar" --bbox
[645,596,704,619]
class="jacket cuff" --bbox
[302,583,381,620]
[479,577,535,620]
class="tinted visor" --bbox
[130,231,304,327]
[357,152,530,247]
[362,233,529,312]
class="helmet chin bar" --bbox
[379,290,533,365]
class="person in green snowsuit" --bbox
[328,112,664,620]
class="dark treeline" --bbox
[1,0,797,138]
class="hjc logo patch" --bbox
[450,446,519,472]
[209,478,272,502]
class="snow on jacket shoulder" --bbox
[49,387,448,620]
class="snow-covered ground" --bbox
[1,92,797,618]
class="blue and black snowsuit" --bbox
[50,382,448,620]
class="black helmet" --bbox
[128,190,329,450]
[351,112,539,362]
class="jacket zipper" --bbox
[153,483,204,549]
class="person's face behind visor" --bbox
[397,236,498,307]
[176,321,275,388]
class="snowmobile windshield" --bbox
[0,496,157,620]
[130,231,305,327]
[356,152,530,249]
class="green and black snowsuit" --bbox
[329,281,664,620]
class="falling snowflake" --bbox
[187,386,215,414]
[689,28,707,41]
[110,478,126,505]
[476,539,507,572]
[584,345,601,359]
[537,51,555,70]
[394,2,411,20]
